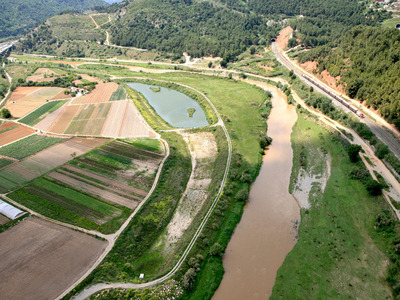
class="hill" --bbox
[0,0,107,39]
[297,25,400,129]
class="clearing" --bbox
[0,217,106,300]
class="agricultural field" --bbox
[0,121,35,146]
[6,86,67,118]
[0,134,64,160]
[0,137,106,192]
[7,139,164,233]
[19,100,67,126]
[0,217,107,300]
[109,85,127,101]
[65,102,111,135]
[26,67,58,82]
[72,82,118,104]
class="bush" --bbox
[366,179,382,196]
[182,268,197,290]
[347,144,362,163]
[209,243,224,257]
[1,108,11,118]
[375,142,389,159]
[235,188,249,201]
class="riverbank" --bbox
[271,111,395,299]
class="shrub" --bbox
[347,144,362,163]
[235,188,249,201]
[1,108,11,118]
[209,243,224,257]
[366,179,382,196]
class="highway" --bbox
[271,42,400,160]
[0,41,15,55]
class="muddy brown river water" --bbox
[213,85,300,299]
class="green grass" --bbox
[0,158,13,169]
[120,138,162,154]
[19,100,67,125]
[382,17,400,28]
[0,135,64,159]
[92,14,109,27]
[271,111,393,299]
[109,85,127,101]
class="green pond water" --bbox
[127,83,209,128]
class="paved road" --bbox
[271,42,400,160]
[0,62,12,106]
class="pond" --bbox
[126,83,209,128]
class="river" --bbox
[213,84,300,299]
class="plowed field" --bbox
[0,217,106,300]
[78,82,119,104]
[0,122,34,146]
[49,105,80,134]
[6,87,66,118]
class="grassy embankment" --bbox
[70,72,271,299]
[272,110,400,299]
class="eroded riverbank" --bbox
[213,85,300,299]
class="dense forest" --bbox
[249,0,389,47]
[298,26,400,128]
[108,0,279,58]
[0,0,107,38]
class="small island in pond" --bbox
[150,87,161,93]
[187,108,196,118]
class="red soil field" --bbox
[0,122,35,146]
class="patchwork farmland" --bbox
[0,137,107,192]
[6,86,67,118]
[7,139,165,233]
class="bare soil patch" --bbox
[118,101,157,138]
[165,132,217,249]
[35,101,69,132]
[6,87,66,118]
[79,82,118,104]
[0,217,106,300]
[0,122,34,146]
[276,26,293,50]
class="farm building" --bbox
[0,200,25,220]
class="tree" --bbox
[220,59,227,68]
[366,179,382,196]
[208,61,213,68]
[347,144,362,163]
[209,243,224,257]
[1,108,11,119]
[250,46,256,55]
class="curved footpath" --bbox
[71,81,232,299]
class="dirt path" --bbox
[89,15,99,29]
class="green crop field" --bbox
[0,135,65,160]
[109,85,127,101]
[19,100,67,126]
[8,177,130,234]
[121,138,162,153]
[0,158,13,169]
